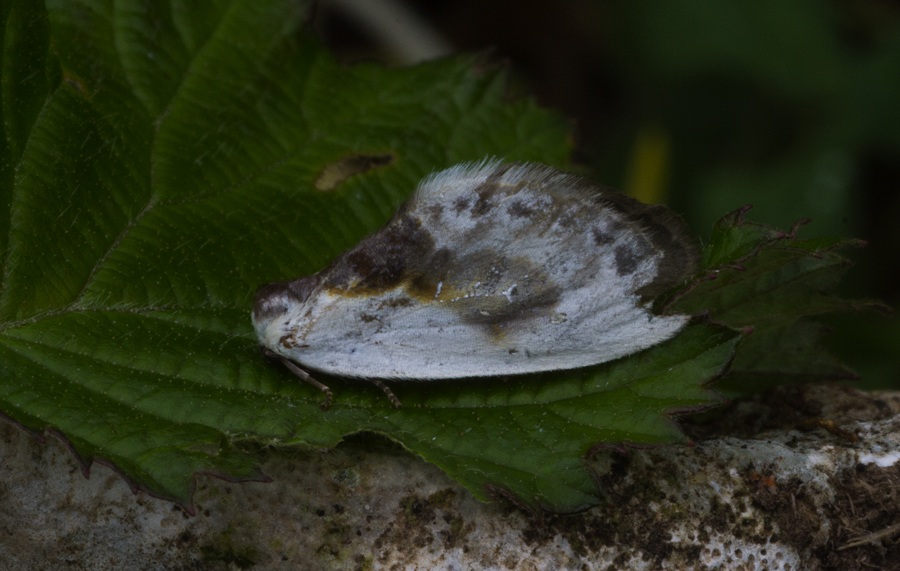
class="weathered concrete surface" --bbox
[0,384,897,570]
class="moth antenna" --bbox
[368,379,403,408]
[281,358,334,410]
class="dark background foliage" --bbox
[317,0,900,389]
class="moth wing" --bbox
[276,161,698,379]
[405,161,694,314]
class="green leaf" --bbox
[1,0,740,513]
[666,206,882,396]
[11,0,876,513]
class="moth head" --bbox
[252,275,319,346]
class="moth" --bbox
[253,160,699,408]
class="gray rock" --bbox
[0,384,897,570]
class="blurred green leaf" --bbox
[621,0,846,98]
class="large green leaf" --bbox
[2,0,862,513]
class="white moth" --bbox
[253,160,699,407]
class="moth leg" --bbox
[280,358,334,410]
[367,379,402,409]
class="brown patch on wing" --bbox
[507,198,538,219]
[409,248,562,332]
[407,248,453,299]
[253,275,320,324]
[469,163,521,217]
[452,196,471,214]
[323,214,437,294]
[613,245,640,276]
[591,226,614,246]
[470,183,496,217]
[599,192,700,297]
